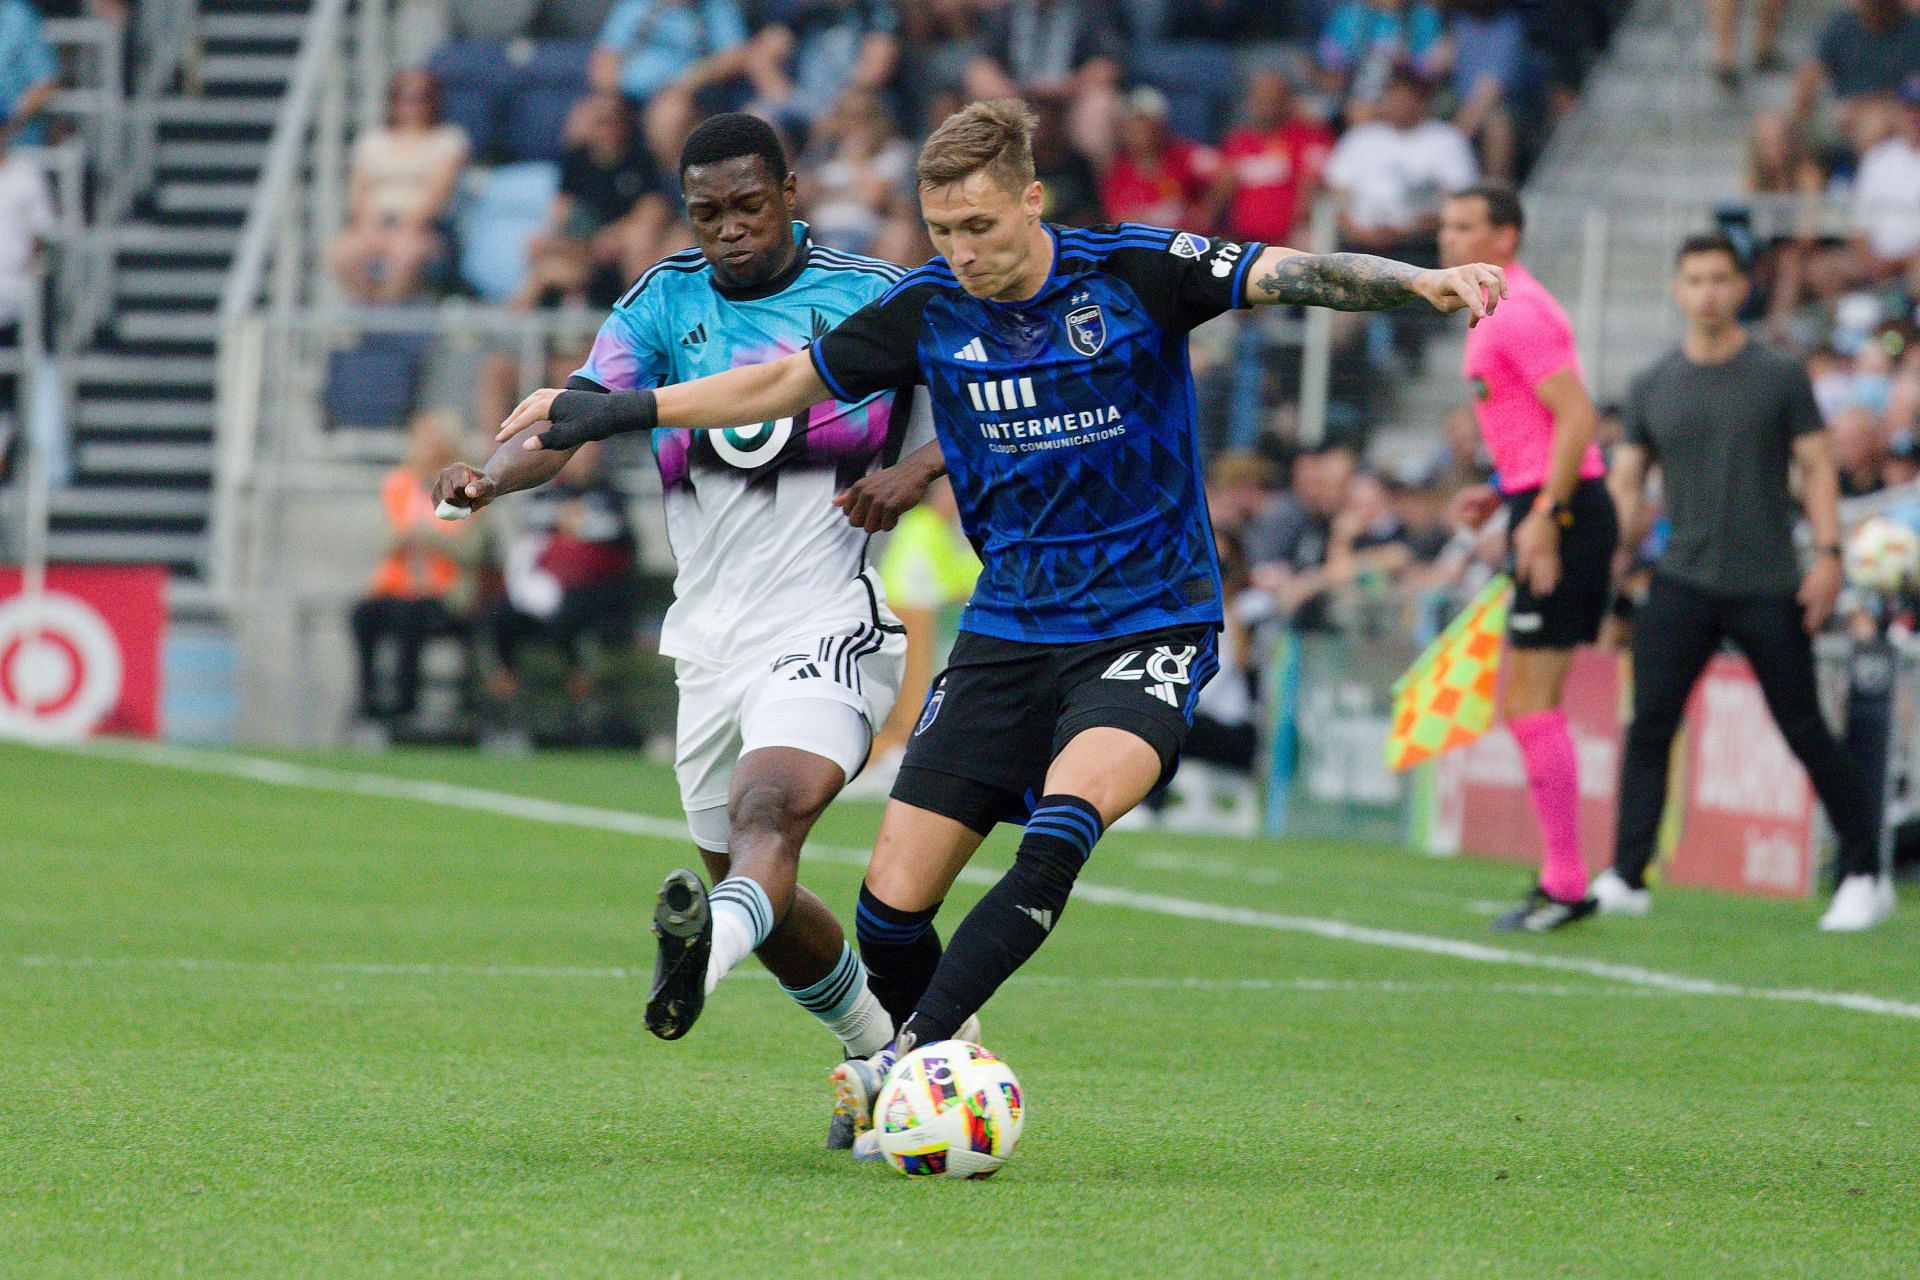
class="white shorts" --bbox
[673,571,906,850]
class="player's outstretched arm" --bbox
[496,350,832,451]
[1243,246,1507,324]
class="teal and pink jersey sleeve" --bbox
[1460,263,1605,495]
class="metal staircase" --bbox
[51,0,312,581]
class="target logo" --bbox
[709,415,796,470]
[0,591,126,740]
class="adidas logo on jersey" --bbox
[953,337,988,362]
[681,323,707,346]
[966,376,1038,413]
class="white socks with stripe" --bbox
[783,942,895,1057]
[705,876,774,995]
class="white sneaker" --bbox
[1820,874,1896,932]
[1591,869,1651,916]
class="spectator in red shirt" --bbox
[1099,86,1216,227]
[1197,67,1335,244]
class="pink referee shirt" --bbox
[1460,261,1605,495]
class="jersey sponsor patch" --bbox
[1169,231,1208,260]
[1065,304,1107,357]
[1208,241,1245,279]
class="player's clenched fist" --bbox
[432,462,496,520]
[1414,262,1507,325]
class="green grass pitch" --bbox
[4,740,1917,1278]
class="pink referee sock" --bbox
[1508,708,1589,903]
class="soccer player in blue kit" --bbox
[489,99,1508,1149]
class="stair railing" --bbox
[211,0,353,600]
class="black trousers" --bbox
[1614,574,1876,885]
[489,578,637,674]
[349,596,468,720]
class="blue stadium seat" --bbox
[323,333,432,429]
[427,40,513,159]
[502,40,593,162]
[1129,41,1239,143]
[456,160,561,301]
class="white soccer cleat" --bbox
[1591,869,1652,917]
[1819,874,1896,932]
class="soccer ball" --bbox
[1844,517,1920,593]
[872,1040,1025,1179]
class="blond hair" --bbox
[916,98,1038,194]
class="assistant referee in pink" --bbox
[1440,185,1619,932]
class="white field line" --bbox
[51,740,1920,1023]
[6,952,1676,1004]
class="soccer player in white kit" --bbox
[435,115,943,1142]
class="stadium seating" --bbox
[501,40,594,164]
[456,160,561,301]
[1128,41,1240,144]
[322,332,436,430]
[427,39,515,159]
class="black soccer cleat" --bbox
[645,869,712,1040]
[1490,885,1598,934]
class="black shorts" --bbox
[891,623,1221,834]
[1503,476,1618,650]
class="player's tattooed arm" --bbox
[1243,247,1506,322]
[1247,251,1426,310]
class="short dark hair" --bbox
[1675,231,1747,274]
[1452,184,1524,235]
[678,112,789,182]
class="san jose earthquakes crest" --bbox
[1065,304,1106,357]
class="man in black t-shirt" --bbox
[1599,234,1888,931]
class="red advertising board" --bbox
[0,565,167,738]
[1427,648,1622,873]
[1426,648,1820,897]
[1665,655,1817,898]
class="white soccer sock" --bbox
[705,876,774,994]
[783,942,894,1057]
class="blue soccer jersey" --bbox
[810,223,1263,644]
[574,224,915,664]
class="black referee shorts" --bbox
[891,623,1221,835]
[1502,477,1618,650]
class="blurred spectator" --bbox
[591,0,791,168]
[1324,70,1475,258]
[1161,0,1269,41]
[1330,468,1413,588]
[1249,444,1357,629]
[0,0,58,149]
[1316,0,1447,123]
[0,132,53,484]
[1425,404,1494,499]
[965,0,1125,164]
[329,70,469,305]
[351,411,486,726]
[488,441,639,707]
[1204,450,1283,545]
[1851,79,1920,284]
[1446,0,1525,181]
[1777,0,1920,179]
[1706,0,1786,88]
[516,91,679,309]
[771,0,903,132]
[476,341,595,461]
[1198,67,1335,244]
[1030,94,1103,227]
[799,87,913,252]
[1831,403,1887,496]
[1100,87,1216,227]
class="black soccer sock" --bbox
[899,795,1102,1048]
[855,883,943,1028]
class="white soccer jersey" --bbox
[575,226,929,664]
